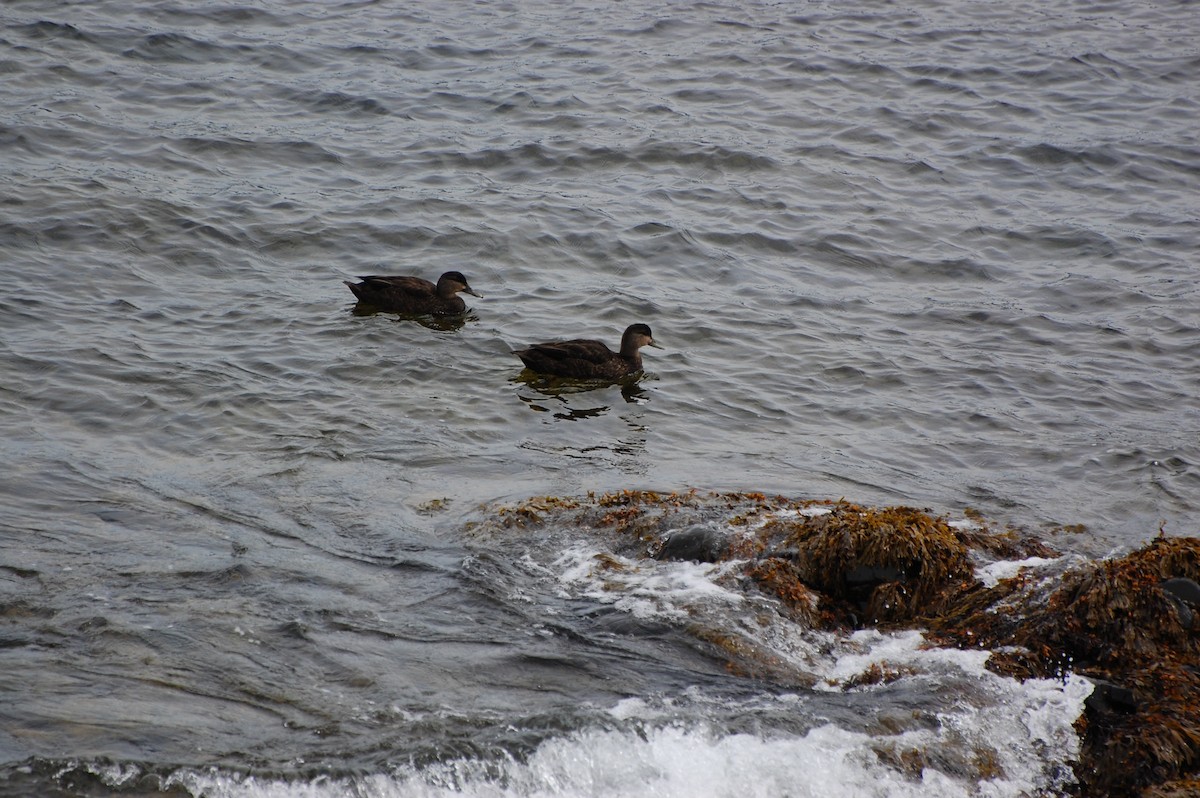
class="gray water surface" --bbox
[1,1,1197,795]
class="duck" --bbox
[514,323,660,380]
[344,271,480,315]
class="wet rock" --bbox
[933,535,1200,798]
[1162,578,1200,629]
[1084,680,1139,716]
[486,490,1200,798]
[785,504,973,624]
[844,564,906,587]
[1161,577,1200,605]
[1170,599,1195,630]
[651,524,730,563]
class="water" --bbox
[1,0,1197,795]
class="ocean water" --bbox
[1,1,1197,795]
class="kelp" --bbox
[486,490,1200,797]
[778,503,974,625]
[930,534,1200,798]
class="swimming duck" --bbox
[344,271,480,315]
[514,323,660,380]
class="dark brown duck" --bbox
[514,323,660,380]
[344,271,479,315]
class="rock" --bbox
[1162,577,1200,606]
[1161,578,1200,630]
[652,524,729,563]
[1084,680,1139,716]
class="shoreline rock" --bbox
[490,489,1200,797]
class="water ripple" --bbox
[2,0,1198,790]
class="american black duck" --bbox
[344,271,480,315]
[514,323,659,380]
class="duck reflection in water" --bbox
[516,376,650,420]
[350,305,474,332]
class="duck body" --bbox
[515,323,658,380]
[345,271,479,315]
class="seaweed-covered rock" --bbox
[778,503,975,625]
[932,535,1200,798]
[484,490,1200,797]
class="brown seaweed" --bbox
[486,490,1200,797]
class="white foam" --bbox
[164,692,1090,798]
[151,612,1093,798]
[816,628,991,689]
[347,520,1095,798]
[735,505,831,536]
[553,545,747,622]
[975,556,1063,588]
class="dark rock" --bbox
[1085,680,1139,716]
[845,564,906,587]
[1173,601,1195,630]
[1161,578,1200,630]
[652,525,730,563]
[1161,577,1200,606]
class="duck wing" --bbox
[518,339,613,366]
[354,275,437,297]
[346,275,451,312]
